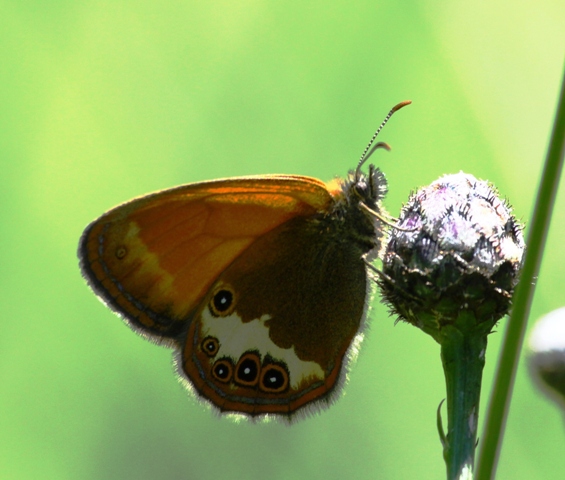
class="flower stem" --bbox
[440,311,489,480]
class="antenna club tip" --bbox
[392,100,412,112]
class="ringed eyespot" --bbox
[209,287,235,317]
[234,352,261,387]
[201,336,220,357]
[260,363,289,394]
[212,358,233,383]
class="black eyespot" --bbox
[209,286,236,317]
[234,352,261,387]
[115,246,127,259]
[212,358,233,383]
[201,336,220,357]
[260,363,289,393]
[214,290,232,311]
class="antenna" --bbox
[355,100,412,179]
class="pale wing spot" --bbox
[119,222,177,298]
[200,309,324,388]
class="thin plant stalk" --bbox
[476,64,565,479]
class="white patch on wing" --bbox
[200,309,324,388]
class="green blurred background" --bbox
[1,1,564,479]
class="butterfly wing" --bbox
[181,210,372,418]
[79,176,333,341]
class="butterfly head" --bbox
[350,162,388,210]
[324,163,389,264]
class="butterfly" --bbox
[78,101,410,420]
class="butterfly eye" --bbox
[234,352,261,387]
[209,286,236,317]
[201,336,220,357]
[260,363,289,393]
[212,358,233,383]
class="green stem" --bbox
[476,64,565,479]
[441,312,488,480]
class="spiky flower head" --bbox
[379,172,525,342]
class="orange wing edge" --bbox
[78,220,185,348]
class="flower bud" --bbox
[379,172,525,341]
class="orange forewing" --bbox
[79,176,334,339]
